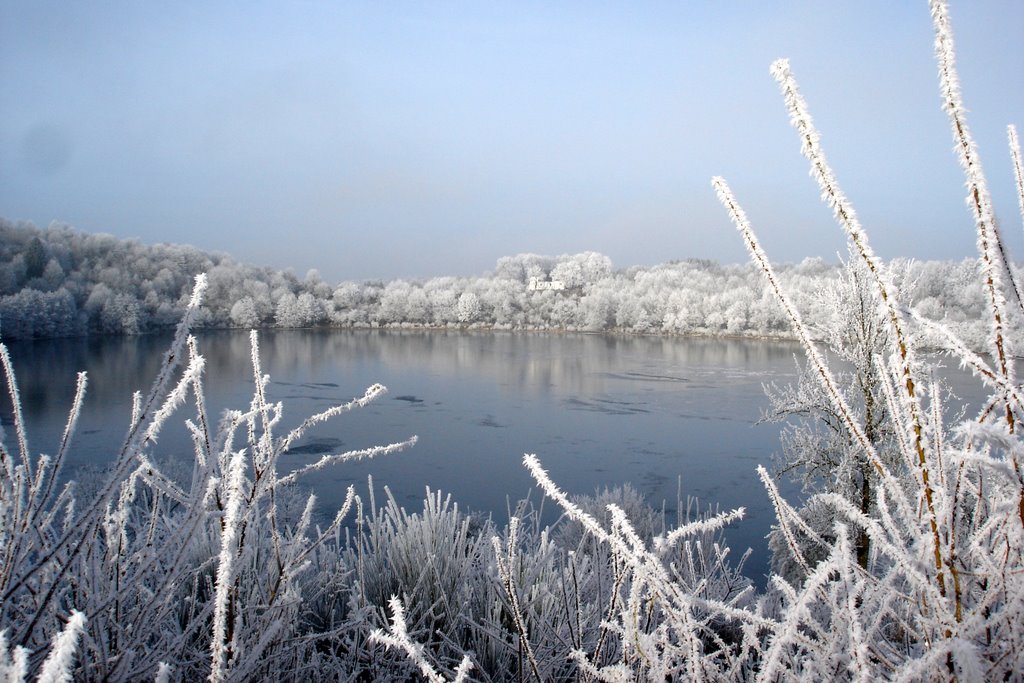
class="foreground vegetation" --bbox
[3,0,1023,680]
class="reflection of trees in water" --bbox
[0,331,778,445]
[232,330,804,399]
[1,331,805,455]
[3,334,171,421]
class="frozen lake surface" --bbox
[2,329,985,585]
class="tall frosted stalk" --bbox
[712,178,888,479]
[1010,125,1024,244]
[930,0,1020,416]
[766,60,954,604]
[209,449,246,683]
[932,0,1023,537]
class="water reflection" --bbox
[0,330,989,587]
[203,329,806,398]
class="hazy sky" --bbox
[2,1,1022,282]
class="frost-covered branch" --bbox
[930,0,1021,392]
[369,596,473,683]
[1010,125,1024,238]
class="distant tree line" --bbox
[0,218,1011,348]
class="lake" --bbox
[1,329,986,586]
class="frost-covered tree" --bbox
[0,288,79,338]
[378,280,412,324]
[99,293,143,335]
[3,216,1017,341]
[22,237,47,280]
[229,296,260,328]
[456,291,480,324]
[274,291,304,327]
[295,291,326,326]
[424,278,459,325]
[493,252,554,284]
[763,259,894,574]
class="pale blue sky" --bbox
[2,1,1022,281]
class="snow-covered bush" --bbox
[0,275,417,681]
[708,0,1022,675]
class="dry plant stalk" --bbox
[1011,125,1024,233]
[932,0,1024,537]
[930,0,1020,413]
[767,60,955,606]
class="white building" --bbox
[528,277,566,291]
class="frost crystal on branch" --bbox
[36,611,85,683]
[1010,124,1024,246]
[369,597,473,683]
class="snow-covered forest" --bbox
[3,0,1024,680]
[0,217,1014,351]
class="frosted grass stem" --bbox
[930,0,1020,397]
[714,174,954,622]
[36,611,85,683]
[369,596,472,683]
[209,448,247,683]
[712,177,887,477]
[767,59,941,531]
[1010,125,1024,236]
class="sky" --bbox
[1,1,1022,283]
